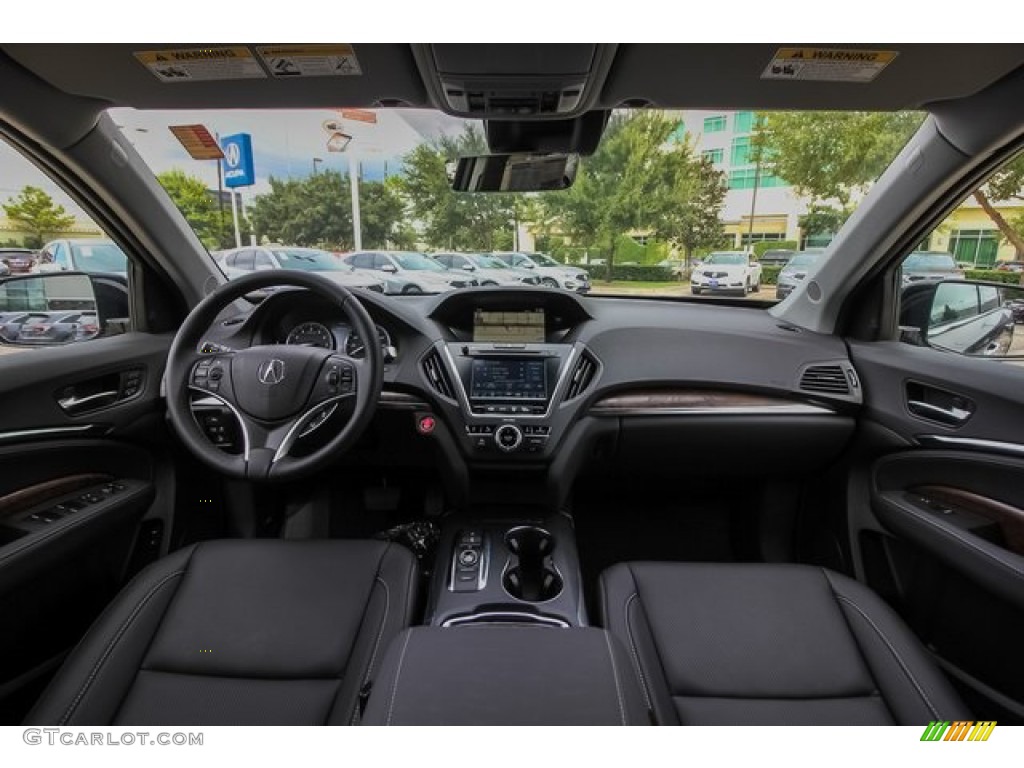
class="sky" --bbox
[0,107,471,225]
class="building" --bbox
[677,110,807,249]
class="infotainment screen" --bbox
[473,309,545,343]
[470,358,548,401]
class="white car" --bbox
[690,251,762,296]
[217,246,385,292]
[431,252,542,287]
[491,251,591,293]
[343,251,479,295]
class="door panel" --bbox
[0,332,172,722]
[849,339,1024,722]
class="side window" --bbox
[351,253,372,269]
[0,138,132,347]
[224,251,238,267]
[434,254,451,268]
[252,250,274,269]
[372,254,392,270]
[901,149,1024,360]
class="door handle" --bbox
[57,390,119,415]
[907,399,972,426]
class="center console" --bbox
[425,513,586,628]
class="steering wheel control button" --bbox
[494,424,523,452]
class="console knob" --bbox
[494,424,523,452]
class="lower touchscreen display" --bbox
[470,358,548,401]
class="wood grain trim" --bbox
[590,389,815,412]
[0,474,111,521]
[915,485,1024,555]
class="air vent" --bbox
[799,364,851,396]
[565,353,598,400]
[422,350,455,400]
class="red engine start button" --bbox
[416,415,436,435]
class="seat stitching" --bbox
[385,630,412,726]
[834,594,940,720]
[362,577,390,685]
[624,593,654,712]
[403,551,417,624]
[895,502,1024,579]
[60,569,185,725]
[602,631,627,725]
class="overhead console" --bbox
[411,44,618,120]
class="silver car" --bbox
[217,246,385,292]
[431,252,542,287]
[490,251,591,293]
[775,249,826,300]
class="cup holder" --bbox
[503,526,563,603]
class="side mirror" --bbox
[379,263,398,274]
[0,272,116,346]
[923,280,1024,357]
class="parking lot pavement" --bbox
[588,282,777,301]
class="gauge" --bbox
[345,325,393,358]
[285,321,335,349]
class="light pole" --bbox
[348,152,362,251]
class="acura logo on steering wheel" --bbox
[257,358,286,385]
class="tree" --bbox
[399,125,516,250]
[753,111,923,240]
[542,111,721,280]
[973,154,1024,260]
[2,186,76,248]
[157,170,226,248]
[250,172,353,248]
[360,177,415,249]
[661,153,728,266]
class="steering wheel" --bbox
[165,270,383,482]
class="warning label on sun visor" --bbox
[761,48,898,83]
[256,45,362,78]
[134,47,266,82]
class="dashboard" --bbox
[201,286,862,497]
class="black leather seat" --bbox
[26,539,418,725]
[600,562,970,725]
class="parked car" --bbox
[1,310,94,344]
[995,260,1024,273]
[490,251,591,292]
[656,258,687,278]
[216,246,385,292]
[431,252,541,286]
[758,249,796,268]
[33,239,127,274]
[0,247,36,274]
[690,251,762,295]
[342,250,478,294]
[775,249,826,300]
[900,250,965,286]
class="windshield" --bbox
[71,243,128,273]
[270,248,346,271]
[392,252,446,272]
[903,252,958,271]
[112,107,922,299]
[469,254,509,269]
[784,252,825,270]
[704,253,747,265]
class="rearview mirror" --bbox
[926,280,1024,357]
[0,272,102,346]
[450,153,579,193]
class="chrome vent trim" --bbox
[799,364,850,395]
[565,352,598,400]
[422,350,456,400]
